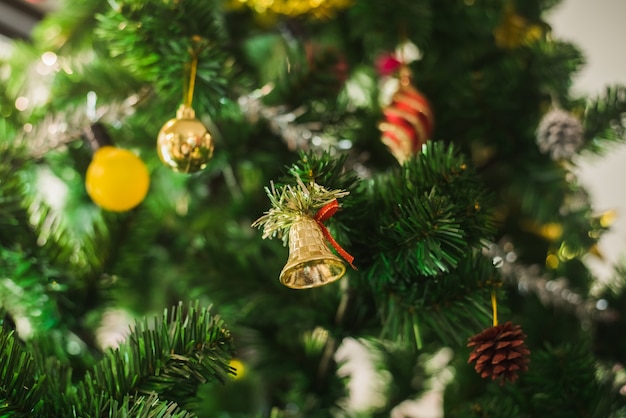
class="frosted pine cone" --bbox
[536,109,584,160]
[467,321,530,385]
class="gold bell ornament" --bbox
[157,39,214,174]
[252,180,356,289]
[281,216,346,288]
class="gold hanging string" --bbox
[491,289,498,327]
[184,51,199,108]
[183,38,202,108]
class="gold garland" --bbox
[236,0,353,19]
[493,3,544,49]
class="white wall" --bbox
[549,0,626,279]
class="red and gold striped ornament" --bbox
[379,66,434,164]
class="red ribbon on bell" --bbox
[314,200,357,270]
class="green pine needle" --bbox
[379,253,497,347]
[252,178,349,242]
[0,326,42,416]
[524,343,622,418]
[584,85,626,151]
[349,141,495,278]
[64,302,234,417]
[109,392,195,418]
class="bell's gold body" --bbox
[157,104,214,174]
[280,217,346,289]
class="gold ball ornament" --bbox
[85,146,150,212]
[157,105,214,174]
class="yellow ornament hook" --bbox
[491,289,498,327]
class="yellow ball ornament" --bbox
[157,104,214,174]
[229,358,246,380]
[85,146,150,212]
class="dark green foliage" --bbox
[32,0,110,53]
[349,141,495,278]
[528,40,585,103]
[593,270,626,366]
[347,0,432,54]
[445,342,626,418]
[0,137,33,249]
[379,253,497,347]
[446,387,524,418]
[48,57,146,112]
[285,150,360,193]
[524,343,622,418]
[0,248,61,335]
[366,340,428,417]
[584,85,626,151]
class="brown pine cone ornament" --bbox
[467,321,530,385]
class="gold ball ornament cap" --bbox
[85,146,150,212]
[280,217,346,289]
[157,105,214,174]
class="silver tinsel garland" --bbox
[485,238,616,324]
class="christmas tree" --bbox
[1,0,626,416]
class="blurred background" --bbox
[548,0,626,280]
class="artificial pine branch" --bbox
[111,392,194,418]
[0,248,62,339]
[32,0,110,54]
[585,266,626,371]
[348,141,495,277]
[66,302,233,415]
[0,325,42,416]
[347,0,432,52]
[252,178,349,242]
[380,253,497,347]
[0,302,234,417]
[583,85,626,151]
[72,391,194,418]
[529,40,585,102]
[286,150,359,194]
[0,134,36,249]
[47,58,145,114]
[523,343,624,418]
[95,0,234,115]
